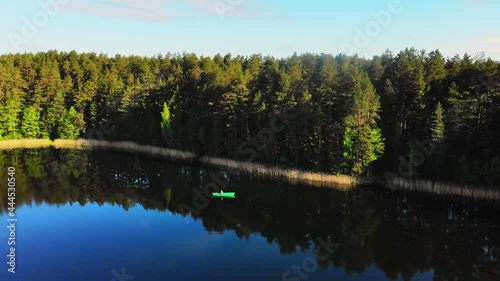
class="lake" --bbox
[0,149,499,281]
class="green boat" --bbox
[212,192,236,198]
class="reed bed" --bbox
[52,139,89,149]
[65,139,359,187]
[67,139,196,161]
[200,156,358,189]
[0,139,54,149]
[387,176,500,201]
[0,139,358,189]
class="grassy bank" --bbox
[0,139,358,188]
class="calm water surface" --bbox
[0,149,499,281]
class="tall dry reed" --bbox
[387,176,500,201]
[200,156,357,189]
[0,139,54,149]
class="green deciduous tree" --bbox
[343,71,385,176]
[160,102,174,147]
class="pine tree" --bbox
[431,102,445,142]
[41,91,65,138]
[21,106,41,138]
[392,48,426,141]
[0,105,4,139]
[58,107,81,139]
[0,92,23,139]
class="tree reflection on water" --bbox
[0,149,499,281]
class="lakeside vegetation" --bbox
[0,49,499,185]
[384,174,500,201]
[4,138,500,196]
[0,138,358,187]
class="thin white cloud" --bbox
[66,0,170,22]
[95,0,161,10]
[479,37,500,43]
[181,0,268,18]
[472,37,500,59]
[64,0,268,22]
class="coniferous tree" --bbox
[21,106,41,138]
[0,92,23,139]
[58,107,81,139]
[0,105,4,139]
[431,102,445,143]
[41,91,65,138]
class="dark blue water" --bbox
[1,203,436,281]
[0,149,499,281]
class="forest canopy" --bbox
[0,49,499,180]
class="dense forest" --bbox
[0,49,499,184]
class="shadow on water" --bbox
[1,149,500,281]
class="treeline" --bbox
[0,49,499,180]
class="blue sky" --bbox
[1,0,499,60]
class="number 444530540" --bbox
[7,167,16,216]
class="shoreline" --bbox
[376,176,500,201]
[1,139,500,200]
[0,139,359,189]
